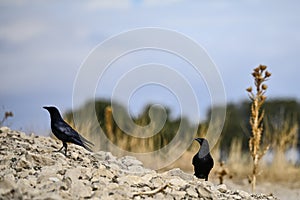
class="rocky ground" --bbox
[0,127,278,200]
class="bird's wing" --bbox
[78,134,94,151]
[54,120,79,137]
[54,120,94,152]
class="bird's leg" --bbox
[63,142,68,157]
[54,145,64,153]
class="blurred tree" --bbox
[64,98,300,157]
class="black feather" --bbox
[192,138,214,181]
[43,106,94,156]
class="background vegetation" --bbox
[65,98,300,159]
[64,98,300,186]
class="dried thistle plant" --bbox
[0,111,14,127]
[215,161,232,184]
[246,65,271,192]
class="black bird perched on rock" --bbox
[43,106,94,156]
[192,138,214,181]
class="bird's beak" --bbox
[43,106,48,110]
[194,138,200,143]
[194,138,203,144]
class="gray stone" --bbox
[186,186,198,198]
[15,156,32,171]
[168,177,187,188]
[154,193,165,199]
[64,167,82,182]
[69,180,92,198]
[0,126,10,133]
[120,156,143,166]
[33,193,62,200]
[171,190,187,198]
[216,184,228,193]
[95,151,117,162]
[238,190,251,198]
[150,176,164,188]
[0,174,16,195]
[92,165,115,179]
[197,186,213,199]
[165,168,194,181]
[118,175,144,185]
[127,165,148,173]
[16,178,33,194]
[26,151,56,166]
[232,194,242,199]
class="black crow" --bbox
[43,106,94,156]
[192,138,214,181]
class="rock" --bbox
[186,186,198,198]
[61,176,72,190]
[15,156,32,171]
[165,168,194,181]
[106,163,121,171]
[153,192,165,199]
[69,180,92,198]
[37,166,59,184]
[16,178,33,194]
[170,190,186,198]
[232,194,242,199]
[0,126,10,133]
[196,186,213,199]
[64,167,82,182]
[0,174,16,195]
[33,193,62,200]
[216,184,228,193]
[118,175,143,185]
[149,176,164,188]
[92,165,116,181]
[95,151,117,162]
[25,151,56,166]
[0,128,279,200]
[49,177,60,182]
[120,156,143,166]
[18,170,31,179]
[127,165,148,174]
[168,177,187,188]
[238,190,251,199]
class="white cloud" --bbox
[0,19,47,43]
[83,0,184,10]
[142,0,182,7]
[0,0,30,7]
[84,0,131,10]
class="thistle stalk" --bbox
[246,65,271,192]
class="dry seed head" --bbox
[5,111,13,118]
[246,87,252,93]
[262,84,268,90]
[252,72,258,77]
[254,67,260,73]
[265,71,271,78]
[259,65,267,71]
[260,95,267,101]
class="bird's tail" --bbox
[79,135,94,152]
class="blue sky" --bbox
[1,0,300,135]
